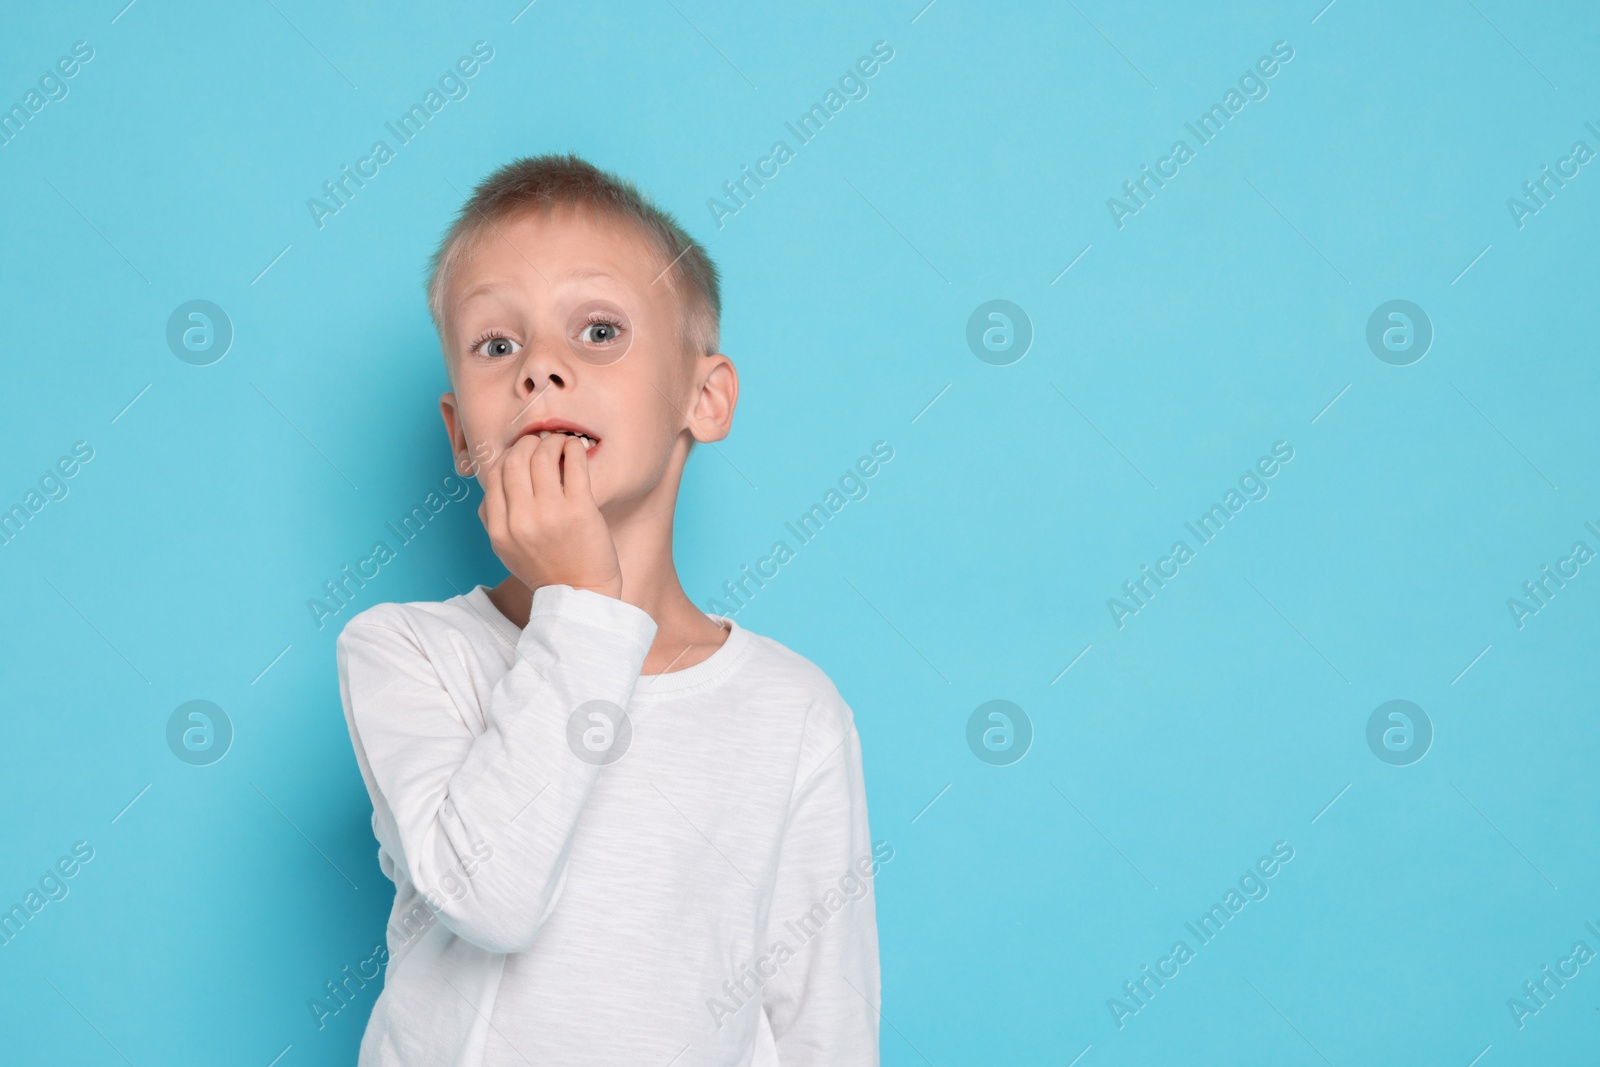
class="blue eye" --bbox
[473,335,520,358]
[580,318,624,345]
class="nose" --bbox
[515,331,574,402]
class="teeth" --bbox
[533,429,595,447]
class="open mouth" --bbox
[515,425,601,463]
[531,429,598,450]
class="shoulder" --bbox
[732,625,857,751]
[334,596,496,718]
[334,594,480,660]
[734,627,847,704]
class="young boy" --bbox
[335,154,883,1066]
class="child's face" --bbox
[438,207,720,515]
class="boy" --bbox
[335,153,882,1066]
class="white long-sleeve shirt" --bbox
[334,582,882,1066]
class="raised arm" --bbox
[340,429,639,953]
[337,582,656,955]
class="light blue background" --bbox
[3,1,1598,1064]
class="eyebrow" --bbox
[563,268,618,283]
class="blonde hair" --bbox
[425,153,720,360]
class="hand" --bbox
[478,433,622,599]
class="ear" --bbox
[440,392,474,476]
[688,353,738,444]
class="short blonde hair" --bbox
[426,153,720,360]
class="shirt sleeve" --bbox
[335,583,658,956]
[760,687,882,1066]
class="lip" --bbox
[515,418,600,457]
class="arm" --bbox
[761,690,883,1066]
[336,582,656,955]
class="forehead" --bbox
[447,207,668,312]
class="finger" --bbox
[501,434,537,527]
[529,433,565,499]
[561,434,594,504]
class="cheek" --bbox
[643,376,692,441]
[470,389,521,437]
[458,404,516,472]
[606,398,668,475]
